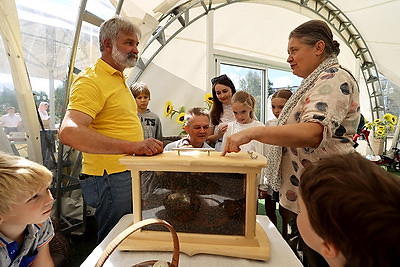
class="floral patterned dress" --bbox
[279,64,360,213]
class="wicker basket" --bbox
[95,218,179,267]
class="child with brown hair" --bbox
[0,152,54,266]
[130,81,163,141]
[298,152,400,267]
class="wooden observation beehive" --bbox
[118,149,269,260]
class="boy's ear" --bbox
[0,217,3,224]
[320,241,340,259]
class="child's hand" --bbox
[219,123,228,136]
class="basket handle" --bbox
[95,218,180,267]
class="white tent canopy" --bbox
[1,0,399,160]
[124,0,400,84]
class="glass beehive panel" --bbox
[140,171,246,235]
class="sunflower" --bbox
[176,112,186,124]
[376,129,385,137]
[164,101,173,117]
[391,115,397,125]
[383,113,392,121]
[204,93,213,104]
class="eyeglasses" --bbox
[211,74,229,85]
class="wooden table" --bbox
[81,214,303,267]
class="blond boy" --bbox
[0,153,54,266]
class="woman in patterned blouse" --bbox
[222,20,360,267]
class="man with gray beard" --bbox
[60,15,163,243]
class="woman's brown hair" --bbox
[289,20,340,58]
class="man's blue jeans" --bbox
[80,170,132,243]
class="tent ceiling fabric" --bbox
[8,0,399,85]
[126,0,400,85]
[329,0,400,85]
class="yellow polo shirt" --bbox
[68,59,143,175]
